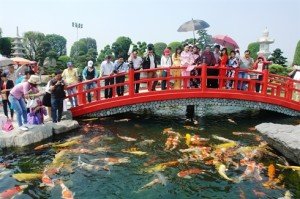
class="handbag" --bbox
[2,119,14,132]
[26,98,38,108]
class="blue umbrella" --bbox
[178,19,210,44]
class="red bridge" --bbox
[66,64,300,117]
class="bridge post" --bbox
[77,83,86,105]
[218,66,226,89]
[129,68,134,97]
[262,69,269,96]
[201,64,207,92]
[286,78,293,101]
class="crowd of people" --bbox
[0,43,273,130]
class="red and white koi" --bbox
[59,181,75,199]
[0,185,28,199]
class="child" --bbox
[27,97,47,125]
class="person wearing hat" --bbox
[0,73,14,120]
[160,48,172,90]
[62,62,78,107]
[9,75,42,128]
[49,70,67,123]
[82,60,99,102]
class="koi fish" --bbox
[216,164,235,182]
[78,156,101,171]
[190,135,209,145]
[240,161,263,181]
[41,173,55,188]
[101,157,130,165]
[268,164,276,181]
[144,161,179,173]
[117,134,137,142]
[92,147,111,153]
[183,126,198,130]
[228,118,237,124]
[185,134,191,146]
[232,132,253,136]
[53,140,80,148]
[0,185,28,199]
[212,135,236,143]
[34,143,54,150]
[44,164,63,176]
[278,190,292,199]
[81,118,98,122]
[138,172,167,191]
[59,181,75,199]
[121,149,148,156]
[165,136,180,151]
[276,164,300,171]
[114,118,130,122]
[239,188,246,199]
[253,189,266,198]
[143,156,158,167]
[248,127,256,131]
[0,170,11,180]
[214,142,238,150]
[177,168,204,179]
[69,148,93,154]
[138,139,155,146]
[52,150,68,166]
[89,136,102,144]
[12,173,42,182]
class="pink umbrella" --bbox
[212,35,239,49]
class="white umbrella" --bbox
[0,55,13,67]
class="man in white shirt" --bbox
[160,48,172,90]
[128,51,143,93]
[101,56,115,98]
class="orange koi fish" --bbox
[177,168,204,179]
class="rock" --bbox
[52,120,80,135]
[256,123,300,165]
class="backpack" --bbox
[2,119,14,132]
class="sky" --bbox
[0,0,299,62]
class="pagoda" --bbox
[11,27,25,57]
[257,27,274,58]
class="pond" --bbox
[0,108,299,199]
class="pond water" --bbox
[0,108,299,199]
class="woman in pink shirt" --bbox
[8,75,42,128]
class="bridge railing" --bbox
[65,64,300,107]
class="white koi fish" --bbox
[138,172,167,191]
[117,134,137,142]
[212,135,236,143]
[77,156,101,171]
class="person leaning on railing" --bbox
[113,56,129,96]
[238,50,254,90]
[128,51,143,93]
[82,60,99,102]
[142,48,159,91]
[62,62,78,107]
[252,56,272,93]
[171,47,182,90]
[160,48,172,90]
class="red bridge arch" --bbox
[66,64,300,117]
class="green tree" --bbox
[196,29,212,50]
[268,48,287,67]
[269,64,292,76]
[70,37,98,71]
[44,55,71,75]
[247,42,260,60]
[97,45,114,63]
[45,34,67,57]
[168,41,182,53]
[23,31,45,61]
[36,41,51,66]
[112,36,132,60]
[134,41,147,56]
[0,37,12,57]
[154,42,167,63]
[182,38,194,46]
[293,40,300,65]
